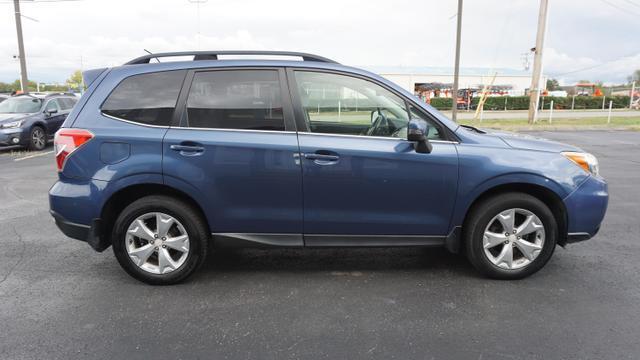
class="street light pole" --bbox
[451,0,463,122]
[527,0,549,124]
[13,0,29,93]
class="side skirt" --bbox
[212,233,446,248]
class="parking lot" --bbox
[0,130,639,359]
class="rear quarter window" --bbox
[101,70,186,126]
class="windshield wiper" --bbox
[460,124,486,134]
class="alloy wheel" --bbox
[125,212,190,274]
[31,128,46,149]
[482,208,545,270]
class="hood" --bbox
[488,129,582,153]
[0,113,30,124]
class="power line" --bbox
[622,0,640,8]
[0,0,83,3]
[598,0,640,17]
[550,50,640,77]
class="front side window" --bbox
[45,99,60,113]
[294,71,410,138]
[186,70,285,131]
[101,70,186,126]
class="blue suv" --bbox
[49,51,608,284]
[0,93,77,150]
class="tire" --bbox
[27,126,46,151]
[112,195,209,285]
[464,192,557,280]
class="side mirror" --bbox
[46,108,58,116]
[407,118,433,154]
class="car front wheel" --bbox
[28,126,46,150]
[464,192,557,279]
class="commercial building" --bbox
[370,66,541,103]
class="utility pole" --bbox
[13,0,29,93]
[451,0,463,122]
[527,0,549,124]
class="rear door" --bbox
[162,68,303,241]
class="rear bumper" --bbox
[49,178,110,252]
[563,175,608,243]
[50,210,107,251]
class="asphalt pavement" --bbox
[1,130,639,359]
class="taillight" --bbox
[54,128,94,172]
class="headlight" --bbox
[0,120,24,129]
[562,151,599,176]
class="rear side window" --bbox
[186,70,285,131]
[101,70,186,126]
[59,97,77,110]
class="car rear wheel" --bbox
[464,192,557,279]
[112,195,208,285]
[28,126,46,150]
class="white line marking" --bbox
[14,150,54,162]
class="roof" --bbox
[15,92,75,99]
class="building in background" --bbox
[370,66,543,103]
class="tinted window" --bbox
[101,70,186,126]
[59,97,77,110]
[294,71,410,138]
[186,70,284,131]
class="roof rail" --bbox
[45,92,76,98]
[124,51,339,65]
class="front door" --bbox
[289,70,458,242]
[163,68,303,241]
[43,99,64,134]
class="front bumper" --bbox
[563,175,608,243]
[0,128,26,146]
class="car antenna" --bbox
[143,49,161,63]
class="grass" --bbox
[458,117,640,131]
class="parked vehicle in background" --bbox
[0,93,78,150]
[49,51,608,285]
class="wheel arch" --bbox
[448,181,569,253]
[100,183,211,247]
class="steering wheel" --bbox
[366,109,391,137]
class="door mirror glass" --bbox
[407,118,432,154]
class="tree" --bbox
[65,70,83,90]
[546,78,559,91]
[629,69,640,84]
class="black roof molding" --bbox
[124,51,339,65]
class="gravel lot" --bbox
[1,130,639,360]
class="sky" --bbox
[0,0,638,85]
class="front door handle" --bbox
[302,151,340,165]
[170,143,205,156]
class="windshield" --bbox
[0,97,42,114]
